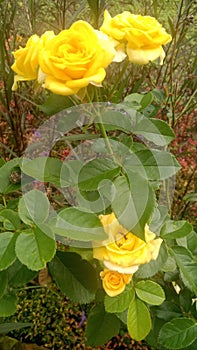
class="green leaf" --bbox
[92,138,131,160]
[162,255,177,272]
[15,225,56,271]
[158,318,197,349]
[0,293,17,317]
[140,92,153,109]
[85,303,120,346]
[112,174,155,240]
[38,93,74,115]
[51,207,107,241]
[18,189,50,225]
[135,243,168,278]
[179,288,193,313]
[0,270,8,298]
[78,158,120,191]
[123,149,181,181]
[123,93,144,110]
[184,339,197,350]
[0,209,21,230]
[150,205,169,233]
[67,246,93,261]
[145,317,165,349]
[115,309,128,324]
[133,116,175,146]
[161,220,193,239]
[60,160,83,187]
[104,287,135,313]
[56,110,84,133]
[171,246,197,296]
[48,251,98,303]
[153,301,182,321]
[187,231,197,254]
[8,259,38,287]
[0,158,21,194]
[0,232,17,270]
[0,322,32,334]
[127,297,152,341]
[152,88,166,104]
[77,179,116,213]
[135,280,165,305]
[0,158,5,168]
[95,110,132,133]
[21,157,63,185]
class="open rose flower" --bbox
[100,268,132,297]
[93,213,163,274]
[38,20,117,96]
[100,10,172,65]
[11,31,55,90]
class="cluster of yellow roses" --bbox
[11,10,172,96]
[93,213,163,297]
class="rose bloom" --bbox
[100,10,172,65]
[11,31,55,90]
[38,20,117,96]
[100,268,132,297]
[93,213,163,274]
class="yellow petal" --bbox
[126,45,164,64]
[43,76,78,96]
[104,260,139,274]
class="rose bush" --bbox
[2,5,197,349]
[93,213,163,275]
[100,10,172,64]
[100,268,132,297]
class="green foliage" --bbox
[0,293,17,317]
[127,297,152,341]
[104,286,135,313]
[85,303,120,346]
[15,225,56,271]
[78,158,121,191]
[0,231,17,270]
[160,220,193,239]
[135,280,165,305]
[49,251,98,303]
[172,246,197,296]
[21,157,63,186]
[0,271,7,298]
[18,189,50,225]
[52,207,107,241]
[8,259,37,287]
[0,159,21,194]
[112,173,155,240]
[158,318,197,349]
[0,322,32,335]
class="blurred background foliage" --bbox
[0,0,196,348]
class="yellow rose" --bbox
[100,10,172,65]
[100,268,132,297]
[11,31,55,90]
[38,21,116,96]
[93,213,163,274]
